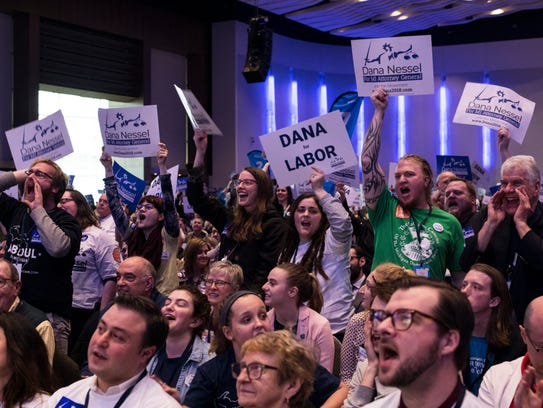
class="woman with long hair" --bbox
[278,166,353,337]
[263,263,334,372]
[460,263,525,395]
[58,188,119,353]
[0,312,53,407]
[177,238,210,291]
[274,186,293,218]
[187,130,287,292]
[100,143,180,295]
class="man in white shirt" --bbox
[478,296,543,407]
[48,294,180,407]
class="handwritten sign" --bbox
[112,162,146,212]
[5,110,73,170]
[174,85,223,136]
[146,165,179,198]
[453,82,535,144]
[99,105,160,157]
[351,35,434,96]
[259,110,358,187]
[436,155,472,180]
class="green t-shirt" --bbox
[368,190,464,280]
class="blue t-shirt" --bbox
[468,336,488,395]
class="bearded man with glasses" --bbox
[365,276,482,407]
[0,158,81,355]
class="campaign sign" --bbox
[112,162,146,213]
[470,160,487,187]
[247,150,268,169]
[259,110,358,187]
[5,110,74,170]
[99,105,160,157]
[453,82,535,144]
[436,155,472,180]
[351,35,434,96]
[174,85,223,136]
[147,165,179,198]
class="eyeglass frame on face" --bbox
[136,203,155,211]
[369,308,449,331]
[0,277,17,288]
[25,168,53,180]
[204,278,232,288]
[59,198,75,205]
[231,362,278,381]
[234,179,257,188]
[524,326,543,353]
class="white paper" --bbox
[453,82,535,144]
[352,35,434,96]
[5,110,74,169]
[98,105,161,157]
[146,165,179,198]
[174,85,223,136]
[259,110,358,187]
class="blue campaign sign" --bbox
[112,161,146,212]
[247,150,268,169]
[436,155,472,180]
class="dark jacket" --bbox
[460,202,543,323]
[187,166,287,292]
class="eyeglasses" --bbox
[369,308,448,331]
[233,179,257,188]
[59,198,75,205]
[136,203,155,211]
[25,168,53,180]
[204,278,232,288]
[525,328,543,353]
[231,362,278,381]
[0,278,17,288]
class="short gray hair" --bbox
[502,155,540,184]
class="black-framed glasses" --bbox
[204,278,232,288]
[231,362,278,380]
[525,328,543,353]
[233,179,257,188]
[369,308,448,331]
[25,168,53,180]
[136,203,155,211]
[0,278,17,288]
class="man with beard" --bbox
[444,177,478,235]
[460,155,543,324]
[0,158,81,354]
[362,88,464,285]
[366,276,481,407]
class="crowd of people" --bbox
[0,86,542,407]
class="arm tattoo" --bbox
[362,113,386,205]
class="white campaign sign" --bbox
[259,110,358,187]
[146,165,179,198]
[5,110,74,170]
[174,85,223,136]
[98,105,160,157]
[352,35,434,96]
[453,82,535,144]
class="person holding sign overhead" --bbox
[100,143,180,295]
[186,130,287,293]
[361,87,464,286]
[278,166,353,338]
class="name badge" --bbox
[414,265,430,278]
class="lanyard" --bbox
[84,370,147,408]
[410,206,432,266]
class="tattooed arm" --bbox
[361,87,389,210]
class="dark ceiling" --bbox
[148,0,543,46]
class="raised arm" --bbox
[193,129,208,168]
[100,148,129,237]
[157,142,180,238]
[361,88,388,210]
[498,127,512,163]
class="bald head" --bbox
[524,296,543,330]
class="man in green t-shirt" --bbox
[361,87,464,286]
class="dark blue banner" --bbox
[113,161,146,212]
